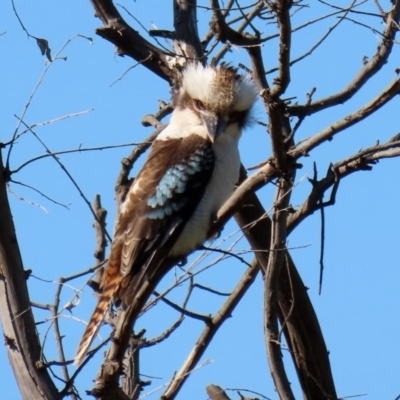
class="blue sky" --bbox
[1,1,400,399]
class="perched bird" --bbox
[74,63,257,366]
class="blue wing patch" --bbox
[146,146,214,220]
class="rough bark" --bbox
[234,182,337,399]
[0,151,60,399]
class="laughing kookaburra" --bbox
[74,63,257,365]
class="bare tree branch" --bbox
[264,178,295,400]
[288,1,400,116]
[290,78,400,159]
[0,151,61,400]
[269,0,292,99]
[266,0,356,75]
[209,0,263,48]
[162,259,261,400]
[89,0,175,81]
[207,384,232,400]
[288,136,400,233]
[173,0,204,60]
[234,188,337,399]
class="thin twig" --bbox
[14,116,112,241]
[6,35,92,167]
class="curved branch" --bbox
[209,0,262,47]
[233,177,337,399]
[211,1,266,64]
[287,136,400,233]
[290,78,400,158]
[89,0,175,81]
[266,0,356,75]
[288,1,400,116]
[162,259,261,400]
[264,176,295,400]
[277,254,337,399]
[0,151,61,400]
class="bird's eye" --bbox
[193,99,205,111]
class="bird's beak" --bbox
[202,113,226,142]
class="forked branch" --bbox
[288,1,400,116]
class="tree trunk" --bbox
[0,151,60,400]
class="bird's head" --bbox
[176,64,258,142]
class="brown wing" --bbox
[117,135,215,302]
[75,134,214,365]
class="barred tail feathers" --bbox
[74,250,122,366]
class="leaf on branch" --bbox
[36,38,52,62]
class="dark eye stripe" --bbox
[228,110,250,127]
[193,99,205,111]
